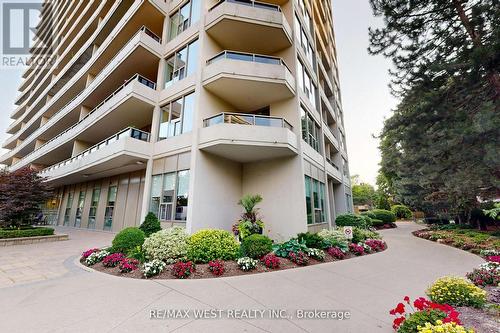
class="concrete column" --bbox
[161,15,169,47]
[92,44,100,56]
[156,58,166,91]
[79,106,91,121]
[85,74,95,88]
[46,94,53,104]
[71,140,91,157]
[20,121,26,129]
[11,157,20,165]
[40,116,49,126]
[139,105,161,223]
[16,139,23,147]
[35,139,47,149]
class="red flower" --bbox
[392,316,405,329]
[394,303,405,315]
[403,296,410,304]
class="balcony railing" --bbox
[18,74,156,166]
[40,127,150,175]
[204,112,293,131]
[140,25,162,44]
[209,0,281,12]
[206,50,291,72]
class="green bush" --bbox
[240,234,273,259]
[335,213,370,228]
[112,227,145,253]
[391,205,413,219]
[142,227,189,263]
[317,229,349,252]
[187,229,239,263]
[397,309,447,333]
[427,276,487,308]
[352,227,380,243]
[0,227,54,239]
[369,219,385,227]
[139,212,161,237]
[368,209,396,223]
[273,238,309,258]
[297,232,323,249]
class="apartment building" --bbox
[1,0,353,240]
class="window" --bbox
[87,187,100,229]
[304,175,326,225]
[159,92,195,140]
[168,0,201,41]
[165,39,199,87]
[149,170,190,221]
[74,191,86,228]
[296,59,317,109]
[63,192,73,226]
[104,186,117,231]
[294,14,315,69]
[301,106,321,154]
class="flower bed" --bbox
[413,226,500,255]
[80,227,388,280]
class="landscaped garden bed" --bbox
[80,195,389,280]
[0,226,54,239]
[413,224,500,254]
[389,256,500,333]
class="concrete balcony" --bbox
[199,112,298,162]
[206,0,292,54]
[39,128,152,187]
[326,159,342,182]
[203,51,295,111]
[6,74,157,171]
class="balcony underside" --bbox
[42,138,151,187]
[199,124,298,163]
[203,59,295,111]
[206,3,292,54]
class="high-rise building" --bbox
[1,0,352,239]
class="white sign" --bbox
[343,226,353,240]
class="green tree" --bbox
[370,0,500,226]
[352,182,376,206]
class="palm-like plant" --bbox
[238,194,262,222]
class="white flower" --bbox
[237,257,258,271]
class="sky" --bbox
[333,0,398,185]
[0,0,397,186]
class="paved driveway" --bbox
[0,223,483,332]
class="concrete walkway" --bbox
[0,223,484,333]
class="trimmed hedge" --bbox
[391,205,413,219]
[139,212,161,237]
[368,209,396,223]
[112,227,145,253]
[187,229,239,263]
[240,234,273,259]
[335,213,371,228]
[0,227,54,239]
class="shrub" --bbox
[335,213,369,228]
[0,227,54,239]
[364,239,386,252]
[288,251,309,265]
[187,229,239,263]
[272,238,309,258]
[306,248,325,261]
[81,248,100,260]
[391,205,413,219]
[397,310,448,333]
[127,245,146,263]
[208,260,225,276]
[317,229,349,251]
[327,247,345,259]
[172,261,195,279]
[297,232,323,249]
[349,243,365,256]
[142,259,166,278]
[142,227,189,263]
[139,212,161,237]
[352,227,380,243]
[237,257,259,271]
[466,262,500,286]
[261,254,280,268]
[240,234,273,259]
[369,219,385,227]
[85,250,110,266]
[427,276,487,307]
[103,253,126,267]
[119,258,139,273]
[112,227,145,254]
[369,209,396,223]
[479,249,500,257]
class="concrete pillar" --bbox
[16,139,23,147]
[40,116,49,126]
[92,44,99,56]
[71,140,91,157]
[46,94,53,104]
[85,74,95,88]
[11,157,20,165]
[35,139,47,149]
[79,106,91,121]
[20,121,26,129]
[161,15,169,47]
[156,58,166,91]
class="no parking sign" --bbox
[343,226,353,240]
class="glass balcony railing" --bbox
[40,127,150,175]
[140,25,162,44]
[204,112,293,131]
[20,74,156,164]
[209,0,281,12]
[206,50,291,72]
